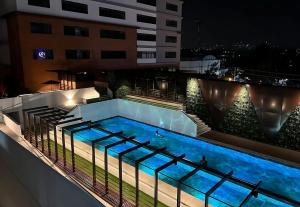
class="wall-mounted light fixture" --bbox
[271,101,276,108]
[215,89,219,96]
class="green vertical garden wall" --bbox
[220,87,264,141]
[278,105,300,150]
[186,78,300,151]
[186,78,212,125]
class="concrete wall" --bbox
[0,131,105,207]
[71,99,197,136]
[3,114,22,136]
[117,99,197,136]
[69,99,119,122]
[21,87,99,110]
[0,19,11,65]
[0,96,22,112]
[157,0,183,17]
[0,88,99,131]
[156,0,182,64]
[5,0,156,29]
[0,97,22,122]
[0,0,17,16]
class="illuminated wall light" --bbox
[228,78,233,81]
[282,102,286,111]
[161,81,167,90]
[271,101,276,108]
[65,99,75,107]
[215,89,219,96]
[187,78,199,94]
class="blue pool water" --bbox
[71,117,299,207]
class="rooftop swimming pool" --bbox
[72,116,300,207]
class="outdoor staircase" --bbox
[186,114,211,136]
[124,95,185,111]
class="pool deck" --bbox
[202,130,300,167]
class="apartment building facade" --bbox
[0,0,182,92]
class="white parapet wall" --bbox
[20,87,100,110]
[3,114,22,137]
[69,99,197,137]
[0,97,22,122]
[0,88,99,131]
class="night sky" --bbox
[182,0,300,49]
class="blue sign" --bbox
[36,48,46,60]
[33,48,53,60]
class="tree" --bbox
[186,79,212,125]
[278,105,300,151]
[221,87,264,141]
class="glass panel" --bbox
[208,197,232,207]
[159,162,194,186]
[243,194,293,207]
[181,183,207,206]
[95,137,122,151]
[123,147,152,165]
[108,142,136,157]
[210,181,251,207]
[137,165,155,206]
[183,170,221,195]
[73,128,109,142]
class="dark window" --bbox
[31,22,52,34]
[138,51,156,59]
[100,30,126,39]
[101,51,127,59]
[137,0,156,6]
[166,20,177,27]
[137,14,156,24]
[28,0,50,8]
[62,0,88,14]
[137,33,156,41]
[65,50,90,59]
[166,3,178,12]
[99,7,125,19]
[165,36,177,43]
[165,52,176,58]
[33,48,54,60]
[64,26,89,37]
